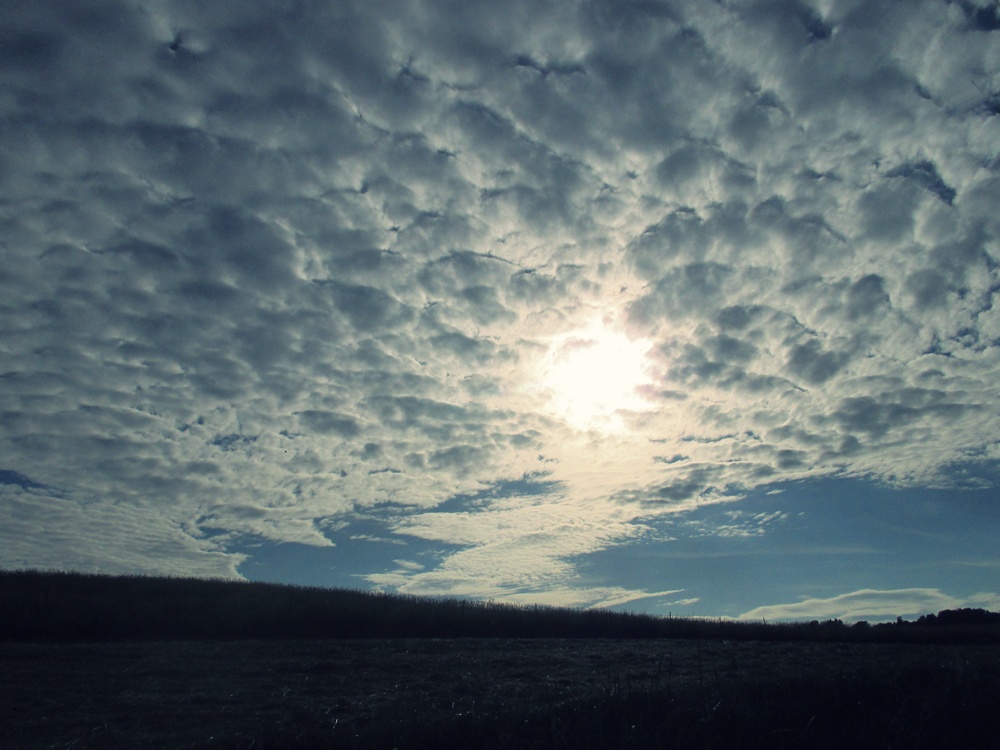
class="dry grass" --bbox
[4,638,998,748]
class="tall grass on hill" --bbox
[0,570,726,641]
[2,569,998,643]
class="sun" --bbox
[538,320,655,432]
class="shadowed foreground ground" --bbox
[4,638,999,749]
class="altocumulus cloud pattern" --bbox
[1,0,999,614]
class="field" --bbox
[3,572,999,748]
[4,637,999,749]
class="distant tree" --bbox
[936,608,1000,626]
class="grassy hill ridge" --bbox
[3,569,998,643]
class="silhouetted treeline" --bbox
[2,570,999,643]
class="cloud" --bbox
[1,0,998,607]
[0,484,242,577]
[367,488,668,607]
[683,509,790,539]
[739,588,1000,623]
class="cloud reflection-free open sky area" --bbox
[2,0,999,621]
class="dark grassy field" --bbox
[3,571,999,748]
[4,637,1000,749]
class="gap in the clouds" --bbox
[423,474,562,514]
[574,468,1000,620]
[0,470,50,491]
[234,518,462,591]
[235,477,562,589]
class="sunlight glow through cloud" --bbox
[538,320,655,433]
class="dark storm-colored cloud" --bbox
[704,333,758,364]
[858,181,925,242]
[787,339,850,386]
[906,269,952,311]
[845,275,891,320]
[662,339,767,392]
[832,390,969,441]
[715,304,769,331]
[628,263,735,322]
[322,282,415,332]
[0,29,62,70]
[296,411,361,439]
[653,471,716,503]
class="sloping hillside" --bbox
[2,570,997,642]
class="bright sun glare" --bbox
[539,321,655,432]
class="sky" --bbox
[2,0,999,622]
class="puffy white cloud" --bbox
[1,0,998,606]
